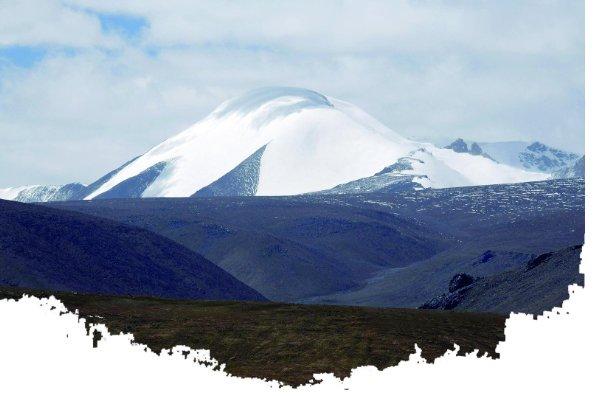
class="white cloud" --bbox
[0,0,121,48]
[62,0,583,55]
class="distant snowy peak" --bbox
[470,140,579,174]
[1,88,553,202]
[444,138,495,161]
[518,142,580,172]
[0,183,86,203]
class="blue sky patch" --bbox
[0,46,47,68]
[96,13,148,40]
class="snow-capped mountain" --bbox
[83,87,430,199]
[2,87,550,202]
[0,183,86,203]
[472,141,579,173]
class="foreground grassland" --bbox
[0,288,506,385]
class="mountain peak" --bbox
[527,141,548,153]
[444,139,487,157]
[212,87,333,121]
[444,138,469,153]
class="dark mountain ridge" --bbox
[0,199,265,302]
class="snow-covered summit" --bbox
[2,87,550,202]
[212,87,333,123]
[84,86,422,199]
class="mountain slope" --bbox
[94,161,169,199]
[318,146,546,194]
[300,179,584,308]
[0,157,141,202]
[82,87,420,198]
[420,245,583,315]
[0,199,265,301]
[50,178,583,305]
[49,196,450,301]
[193,144,267,197]
[553,156,585,179]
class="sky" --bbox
[0,0,585,187]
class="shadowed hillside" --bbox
[420,245,583,315]
[50,179,584,308]
[0,199,264,302]
[50,197,450,301]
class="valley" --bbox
[48,178,584,310]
